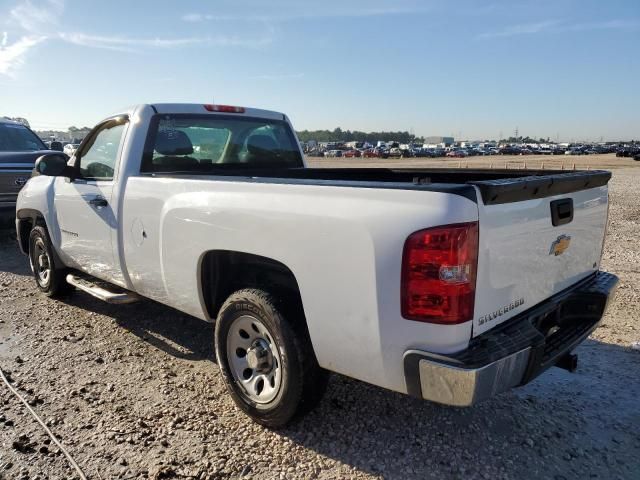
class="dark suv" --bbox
[0,119,58,214]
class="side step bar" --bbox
[66,274,140,304]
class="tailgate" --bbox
[470,171,610,337]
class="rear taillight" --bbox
[203,104,245,113]
[401,222,478,324]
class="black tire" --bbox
[215,288,327,427]
[28,225,72,297]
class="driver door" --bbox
[54,117,128,284]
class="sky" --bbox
[0,0,638,142]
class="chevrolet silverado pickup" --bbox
[15,103,618,427]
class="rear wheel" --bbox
[215,289,327,427]
[28,226,72,297]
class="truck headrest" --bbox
[155,130,194,156]
[247,134,278,155]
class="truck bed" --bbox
[141,164,612,341]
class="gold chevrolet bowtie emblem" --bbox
[549,235,571,256]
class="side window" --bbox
[78,122,126,180]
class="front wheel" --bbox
[215,289,327,427]
[28,226,72,297]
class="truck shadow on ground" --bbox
[0,226,214,361]
[0,226,212,362]
[0,228,210,361]
[59,292,216,363]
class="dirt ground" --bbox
[0,154,638,479]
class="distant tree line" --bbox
[35,126,92,141]
[68,126,92,133]
[499,136,551,144]
[296,127,423,144]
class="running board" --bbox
[66,274,140,304]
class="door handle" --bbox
[88,196,108,208]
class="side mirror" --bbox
[35,153,73,178]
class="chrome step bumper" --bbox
[404,271,618,406]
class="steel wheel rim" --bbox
[226,315,282,404]
[32,238,51,287]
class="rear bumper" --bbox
[403,271,618,406]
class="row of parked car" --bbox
[42,140,81,157]
[309,143,624,159]
[616,146,640,158]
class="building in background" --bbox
[424,136,454,148]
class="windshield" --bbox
[142,114,303,173]
[0,123,46,152]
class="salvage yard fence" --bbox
[456,161,589,170]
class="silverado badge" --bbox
[549,234,571,256]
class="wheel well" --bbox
[201,251,305,322]
[16,210,46,255]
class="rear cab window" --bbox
[141,114,303,173]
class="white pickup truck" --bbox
[15,103,618,427]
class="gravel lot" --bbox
[0,155,639,479]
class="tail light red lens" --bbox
[401,222,478,324]
[203,104,246,113]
